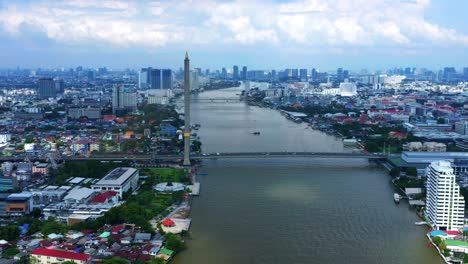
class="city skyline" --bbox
[0,0,467,69]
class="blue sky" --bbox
[0,0,467,71]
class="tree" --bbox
[165,233,185,253]
[432,236,442,246]
[437,118,445,124]
[405,167,418,177]
[147,257,166,264]
[2,247,19,258]
[365,141,379,153]
[100,257,127,264]
[0,224,20,241]
[390,168,400,177]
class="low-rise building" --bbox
[92,167,139,199]
[30,248,91,264]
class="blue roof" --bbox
[429,230,447,237]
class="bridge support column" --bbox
[183,52,191,166]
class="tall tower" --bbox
[183,52,191,166]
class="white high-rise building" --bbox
[339,81,357,96]
[425,161,465,230]
[112,85,137,114]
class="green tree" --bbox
[100,257,127,264]
[2,247,19,258]
[0,224,20,241]
[365,141,380,153]
[405,167,418,177]
[432,236,442,246]
[390,168,400,177]
[165,233,185,253]
[147,257,166,264]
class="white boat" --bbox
[414,221,428,226]
[393,193,400,203]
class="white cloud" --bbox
[0,0,467,50]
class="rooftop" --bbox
[93,167,137,186]
[31,248,91,261]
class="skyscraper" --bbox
[336,68,344,81]
[299,69,307,81]
[426,161,465,230]
[139,68,150,89]
[233,65,239,80]
[311,68,318,81]
[291,69,299,79]
[37,78,56,99]
[183,52,191,166]
[55,79,64,94]
[148,69,173,89]
[242,66,247,80]
[221,68,227,79]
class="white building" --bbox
[339,82,357,96]
[425,161,465,230]
[0,134,11,144]
[92,167,139,198]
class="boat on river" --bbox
[394,193,400,203]
[252,132,261,135]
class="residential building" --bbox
[30,248,91,264]
[112,85,137,114]
[425,161,465,230]
[91,168,139,198]
[37,78,56,99]
[32,162,49,176]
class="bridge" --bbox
[0,152,386,162]
[189,97,242,103]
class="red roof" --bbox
[31,248,91,261]
[162,218,175,227]
[90,191,118,203]
[443,230,460,235]
[112,225,125,233]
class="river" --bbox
[172,86,442,264]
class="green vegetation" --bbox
[54,160,130,185]
[405,167,418,176]
[394,177,423,189]
[100,257,127,264]
[140,168,189,184]
[41,217,69,236]
[165,233,185,253]
[389,168,400,177]
[0,224,20,241]
[2,247,19,258]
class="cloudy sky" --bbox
[0,0,467,71]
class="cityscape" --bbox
[0,0,468,264]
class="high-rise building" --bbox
[271,70,277,80]
[87,70,96,81]
[311,68,318,81]
[242,66,247,80]
[233,66,239,80]
[55,79,64,94]
[463,67,468,79]
[149,69,173,89]
[112,85,137,114]
[426,161,465,230]
[190,71,200,91]
[291,69,299,79]
[336,68,344,81]
[221,68,227,79]
[299,69,307,81]
[37,78,56,99]
[443,67,456,82]
[139,68,150,89]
